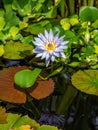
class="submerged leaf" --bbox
[71,70,98,95]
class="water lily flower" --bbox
[38,109,65,128]
[33,29,68,67]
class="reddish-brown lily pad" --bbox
[27,78,54,100]
[0,66,28,103]
[0,66,54,103]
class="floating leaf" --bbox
[3,41,33,60]
[0,107,7,124]
[37,125,58,130]
[71,70,98,95]
[0,113,40,130]
[4,10,20,30]
[79,6,98,22]
[0,66,28,103]
[0,66,54,103]
[14,68,42,88]
[27,78,54,100]
[26,23,44,35]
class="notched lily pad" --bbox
[0,66,54,103]
[0,66,28,103]
[71,70,98,95]
[27,78,54,100]
[3,41,33,60]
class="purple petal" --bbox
[49,29,54,41]
[38,33,47,42]
[53,34,59,42]
[45,58,50,67]
[35,53,43,57]
[41,51,48,59]
[44,30,49,39]
[60,52,66,58]
[34,37,44,45]
[51,55,55,61]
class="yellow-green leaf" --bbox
[13,125,31,130]
[3,41,33,60]
[71,70,98,95]
[0,45,4,56]
[94,44,98,54]
[69,18,79,26]
[0,17,5,30]
[9,26,19,37]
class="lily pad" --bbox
[0,66,54,103]
[71,70,98,95]
[27,78,54,100]
[79,6,98,22]
[3,41,33,60]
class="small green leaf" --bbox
[4,10,20,30]
[12,0,32,16]
[26,23,44,35]
[21,35,33,44]
[9,26,19,37]
[14,68,42,88]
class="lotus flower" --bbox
[33,29,68,67]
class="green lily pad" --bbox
[3,41,33,60]
[79,6,98,22]
[14,68,42,88]
[71,70,98,95]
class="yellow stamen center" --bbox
[45,41,56,52]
